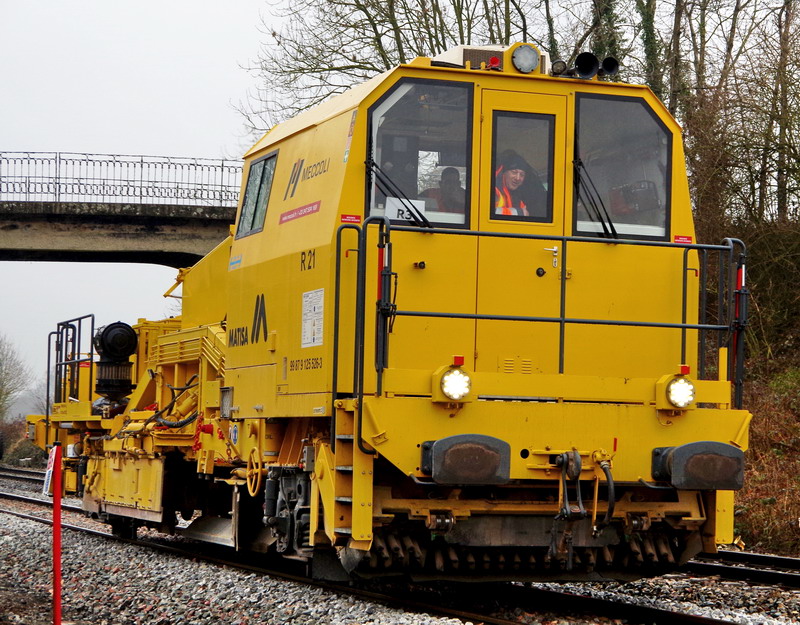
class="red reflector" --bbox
[453,355,465,367]
[680,364,690,375]
[488,56,501,69]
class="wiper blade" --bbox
[367,159,432,228]
[574,157,617,239]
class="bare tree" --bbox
[591,0,625,61]
[633,0,664,98]
[0,333,31,422]
[27,375,52,416]
[242,0,800,235]
[772,0,797,223]
[241,0,600,131]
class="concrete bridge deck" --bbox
[0,152,242,268]
[0,200,236,268]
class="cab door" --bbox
[474,90,568,377]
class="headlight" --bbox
[666,377,695,408]
[441,368,471,401]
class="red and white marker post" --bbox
[43,442,63,625]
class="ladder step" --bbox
[336,434,354,441]
[335,496,353,503]
[335,465,353,472]
[336,527,352,535]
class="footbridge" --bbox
[0,152,242,268]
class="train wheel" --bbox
[246,447,263,497]
[109,517,137,540]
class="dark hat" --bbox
[498,150,529,172]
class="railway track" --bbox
[0,490,84,515]
[0,465,46,484]
[688,549,800,588]
[0,488,762,625]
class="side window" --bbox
[368,80,472,227]
[491,112,554,222]
[236,153,277,238]
[574,94,671,239]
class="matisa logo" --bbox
[229,294,268,347]
[283,156,331,199]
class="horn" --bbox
[599,56,619,78]
[574,52,600,79]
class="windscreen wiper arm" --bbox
[366,159,432,228]
[574,157,617,239]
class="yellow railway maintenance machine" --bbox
[28,43,750,582]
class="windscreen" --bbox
[574,94,671,239]
[491,111,554,222]
[368,79,472,227]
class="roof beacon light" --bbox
[511,44,540,74]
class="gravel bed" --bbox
[0,513,469,625]
[520,578,800,625]
[0,474,68,501]
[2,471,799,625]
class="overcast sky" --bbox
[0,1,269,409]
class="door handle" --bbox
[543,246,558,268]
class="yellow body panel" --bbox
[359,395,749,480]
[714,490,736,544]
[180,235,232,329]
[94,456,164,514]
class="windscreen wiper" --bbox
[574,157,617,239]
[366,158,432,228]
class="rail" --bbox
[0,151,242,206]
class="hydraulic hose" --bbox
[111,374,201,437]
[593,460,616,535]
[155,410,199,429]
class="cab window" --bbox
[237,153,277,238]
[368,79,472,227]
[574,94,671,239]
[491,111,554,222]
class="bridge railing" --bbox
[0,152,243,206]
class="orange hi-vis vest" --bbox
[495,185,526,215]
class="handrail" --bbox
[50,314,95,411]
[376,225,745,400]
[331,224,362,452]
[331,223,748,457]
[0,151,242,207]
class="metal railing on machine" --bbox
[0,151,243,206]
[330,219,748,453]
